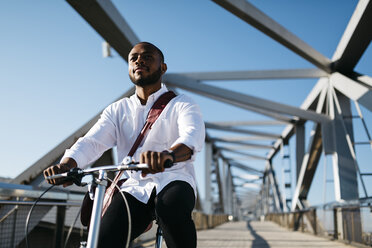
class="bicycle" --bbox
[45,156,170,248]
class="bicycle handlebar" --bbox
[45,159,173,181]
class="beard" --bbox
[129,66,162,87]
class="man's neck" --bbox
[136,82,162,105]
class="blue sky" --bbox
[0,1,371,206]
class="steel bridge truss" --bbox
[11,0,372,243]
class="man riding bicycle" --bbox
[43,42,205,248]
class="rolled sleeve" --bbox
[61,105,117,169]
[171,97,205,155]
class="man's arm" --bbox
[43,104,118,186]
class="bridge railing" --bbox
[0,182,86,248]
[265,200,372,247]
[0,182,230,248]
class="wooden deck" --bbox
[138,220,355,248]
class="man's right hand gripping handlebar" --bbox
[43,158,77,187]
[140,150,175,177]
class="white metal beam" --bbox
[330,88,360,201]
[212,0,332,72]
[177,68,328,81]
[295,123,305,181]
[67,0,140,62]
[205,122,281,138]
[290,86,328,209]
[165,74,330,123]
[330,72,372,112]
[290,124,323,210]
[229,161,263,174]
[208,120,288,126]
[212,141,273,150]
[266,161,283,212]
[217,135,276,141]
[219,146,267,160]
[355,72,372,87]
[267,78,329,160]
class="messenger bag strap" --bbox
[102,91,176,216]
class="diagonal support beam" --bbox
[210,138,274,150]
[208,120,289,126]
[218,143,272,150]
[205,122,281,138]
[291,124,323,210]
[165,74,330,123]
[218,146,267,160]
[332,0,372,73]
[229,161,263,174]
[12,87,136,185]
[178,68,328,81]
[217,135,275,141]
[265,161,283,212]
[266,78,329,160]
[67,0,140,62]
[212,0,332,72]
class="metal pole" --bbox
[204,142,213,214]
[312,208,317,235]
[54,205,66,248]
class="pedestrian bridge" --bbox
[1,0,371,247]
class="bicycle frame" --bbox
[46,158,165,248]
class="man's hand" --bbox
[140,144,193,176]
[140,150,173,176]
[43,158,77,187]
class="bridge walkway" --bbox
[139,220,354,248]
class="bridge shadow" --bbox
[246,221,270,248]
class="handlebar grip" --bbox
[45,168,84,186]
[164,159,173,169]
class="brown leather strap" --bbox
[101,91,176,216]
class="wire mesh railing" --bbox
[0,182,86,248]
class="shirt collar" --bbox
[134,83,168,107]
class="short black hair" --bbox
[135,41,164,63]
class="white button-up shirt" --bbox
[62,84,205,203]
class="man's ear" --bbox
[161,63,167,74]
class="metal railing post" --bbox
[333,208,338,240]
[312,208,317,235]
[54,205,67,248]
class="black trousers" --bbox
[98,180,196,248]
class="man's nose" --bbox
[135,56,145,65]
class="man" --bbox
[43,42,205,247]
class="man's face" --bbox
[128,44,165,87]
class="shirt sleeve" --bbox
[171,96,205,155]
[61,105,117,169]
